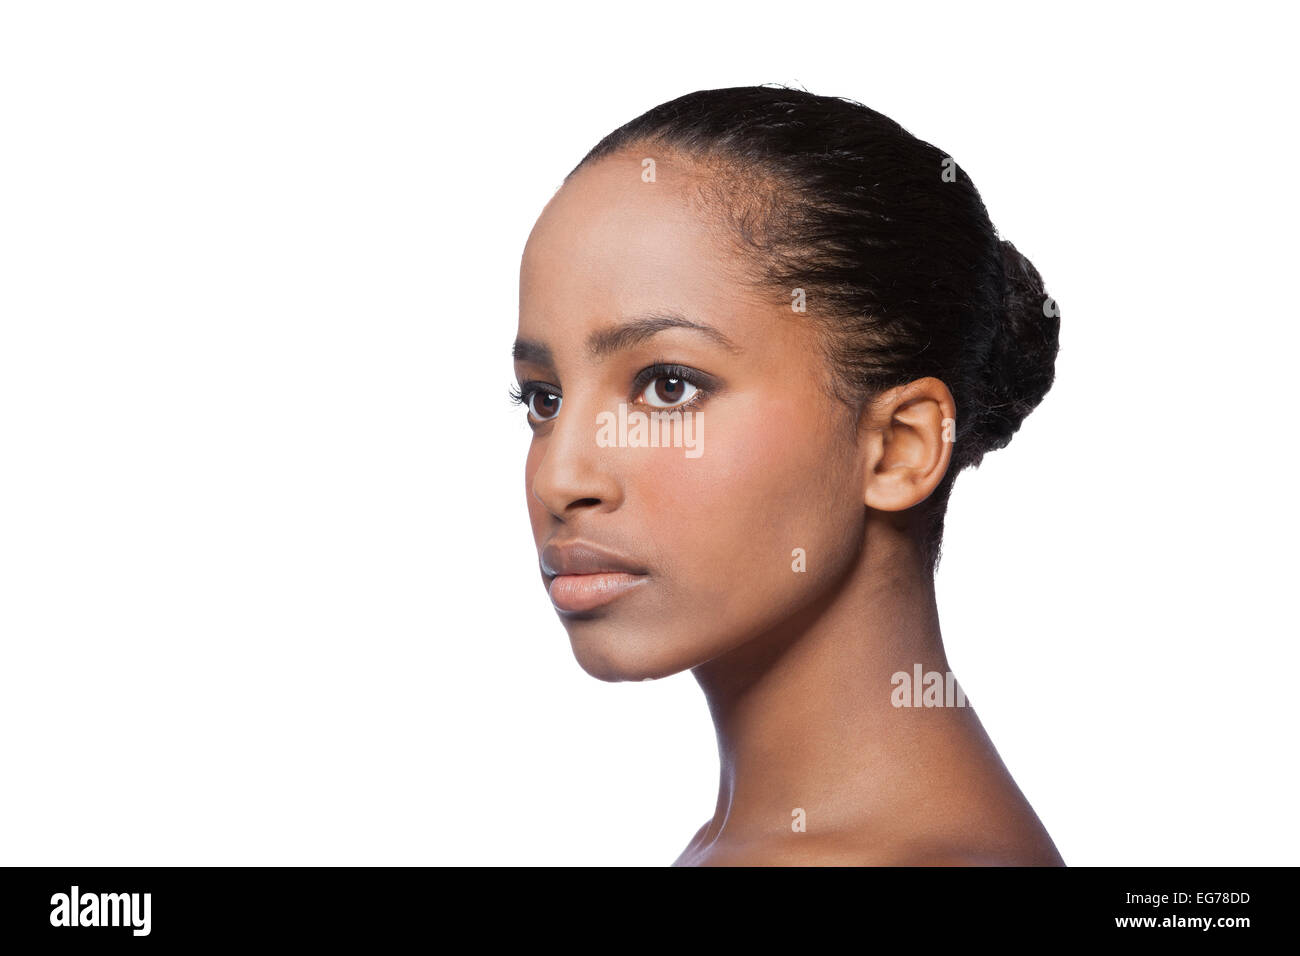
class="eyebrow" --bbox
[511,338,553,367]
[586,311,741,357]
[512,310,741,368]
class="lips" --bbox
[540,540,646,577]
[540,539,649,614]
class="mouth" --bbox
[547,571,648,614]
[540,540,650,615]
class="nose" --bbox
[529,397,622,519]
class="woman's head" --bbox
[515,86,1059,681]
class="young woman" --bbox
[512,86,1064,866]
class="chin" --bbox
[561,618,717,683]
[561,606,773,683]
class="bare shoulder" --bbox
[790,830,1065,867]
[671,821,715,867]
[886,841,1066,867]
[672,826,1064,867]
[874,807,1066,866]
[672,783,1066,866]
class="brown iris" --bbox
[654,377,685,404]
[529,390,561,420]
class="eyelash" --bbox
[509,361,713,424]
[630,362,711,412]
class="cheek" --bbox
[632,398,860,605]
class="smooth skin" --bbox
[514,148,1064,866]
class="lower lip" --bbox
[548,572,648,613]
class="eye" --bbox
[635,373,699,409]
[510,381,562,424]
[527,388,562,422]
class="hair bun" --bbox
[976,239,1061,455]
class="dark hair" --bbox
[566,85,1060,571]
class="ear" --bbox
[859,377,956,512]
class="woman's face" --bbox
[515,151,869,681]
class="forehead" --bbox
[519,151,754,324]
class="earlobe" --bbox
[861,377,956,512]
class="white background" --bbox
[1,1,1296,866]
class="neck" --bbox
[687,523,981,856]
